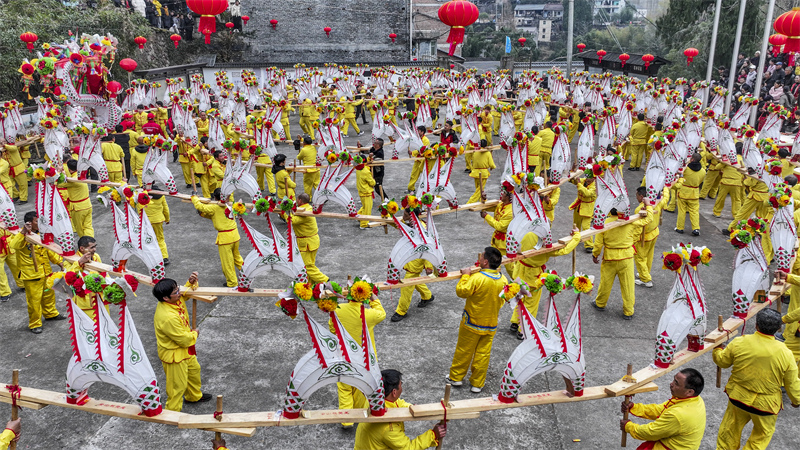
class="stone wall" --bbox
[242,0,411,63]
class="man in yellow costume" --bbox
[298,136,320,198]
[466,147,496,204]
[100,135,125,182]
[390,207,435,323]
[407,126,431,193]
[479,105,493,146]
[329,285,385,428]
[142,186,171,265]
[0,227,21,303]
[191,189,244,288]
[11,211,65,334]
[634,186,669,289]
[152,272,213,412]
[354,369,446,449]
[713,309,800,450]
[776,270,800,366]
[356,158,375,229]
[188,137,211,198]
[569,174,597,252]
[1,136,35,204]
[674,153,705,236]
[447,247,508,393]
[341,96,365,137]
[537,121,555,171]
[728,168,771,232]
[592,207,651,319]
[60,159,94,237]
[65,236,104,320]
[291,193,328,284]
[627,113,652,171]
[480,185,514,276]
[712,146,744,219]
[527,126,542,176]
[299,99,316,139]
[621,368,707,450]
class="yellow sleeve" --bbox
[629,401,667,421]
[592,229,605,258]
[366,298,386,326]
[0,429,15,449]
[162,199,171,223]
[488,152,496,170]
[625,409,681,443]
[9,232,26,251]
[553,233,581,256]
[576,182,596,202]
[382,427,437,450]
[484,210,511,232]
[191,196,216,217]
[712,338,737,369]
[47,249,63,265]
[455,274,475,299]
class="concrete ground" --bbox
[1,111,799,450]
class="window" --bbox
[419,41,432,56]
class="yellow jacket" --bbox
[543,187,560,222]
[353,398,437,450]
[625,396,706,450]
[188,145,207,174]
[101,142,124,173]
[714,156,744,186]
[209,159,225,186]
[675,166,706,200]
[291,204,320,252]
[538,128,555,151]
[191,197,240,245]
[469,150,495,180]
[629,121,653,146]
[783,274,800,339]
[527,136,542,167]
[131,148,147,177]
[344,99,364,119]
[701,149,719,171]
[196,118,209,137]
[593,213,650,261]
[357,166,375,197]
[10,232,62,280]
[0,158,10,191]
[140,196,170,224]
[569,179,597,217]
[328,298,385,354]
[456,269,508,333]
[276,169,295,199]
[743,177,769,201]
[59,170,92,212]
[2,144,25,176]
[177,139,191,163]
[512,110,524,129]
[153,282,197,363]
[66,252,102,314]
[713,331,800,413]
[513,232,580,280]
[485,202,513,251]
[133,111,147,132]
[634,195,667,242]
[781,158,794,178]
[298,144,319,173]
[0,428,15,450]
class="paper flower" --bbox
[566,273,594,294]
[232,202,248,216]
[293,282,314,301]
[317,298,339,313]
[350,280,372,303]
[275,297,298,318]
[83,272,106,293]
[103,283,126,304]
[700,248,713,265]
[662,252,683,272]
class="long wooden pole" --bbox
[214,395,224,441]
[192,299,197,330]
[435,384,452,450]
[9,369,18,450]
[716,315,723,388]
[621,364,633,447]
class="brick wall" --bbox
[242,0,411,62]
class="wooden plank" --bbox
[409,383,658,418]
[0,395,49,410]
[0,386,255,437]
[177,408,479,429]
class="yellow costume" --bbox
[0,229,21,297]
[407,136,431,192]
[141,196,170,259]
[712,156,744,218]
[542,187,560,223]
[674,165,706,232]
[625,396,706,450]
[101,141,125,182]
[527,134,542,175]
[479,111,493,146]
[60,171,94,237]
[342,98,364,136]
[255,153,275,194]
[485,201,514,275]
[276,168,296,201]
[537,127,555,170]
[395,258,433,316]
[0,428,16,449]
[353,398,438,449]
[177,139,192,185]
[698,151,721,200]
[65,252,105,320]
[191,197,243,287]
[3,144,28,202]
[628,120,652,169]
[782,273,800,367]
[466,150,495,204]
[633,194,668,284]
[448,268,508,388]
[729,177,770,230]
[10,232,63,329]
[131,146,148,186]
[357,166,376,228]
[298,144,320,198]
[154,281,202,412]
[568,179,597,250]
[188,146,211,198]
[291,203,328,284]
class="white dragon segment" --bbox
[459,110,480,148]
[392,119,422,161]
[237,214,307,292]
[141,142,179,195]
[591,163,631,229]
[770,193,796,274]
[220,153,262,203]
[500,137,528,180]
[386,208,447,284]
[644,150,667,206]
[65,284,162,417]
[76,125,110,182]
[54,60,122,128]
[0,182,18,231]
[311,163,358,216]
[317,121,347,164]
[576,118,595,170]
[717,124,737,163]
[0,101,24,142]
[597,113,617,151]
[731,235,770,319]
[505,187,552,258]
[498,290,585,402]
[415,157,458,210]
[40,119,70,163]
[741,134,763,175]
[282,301,385,419]
[34,178,76,256]
[549,126,572,185]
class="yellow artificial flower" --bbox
[293,282,314,301]
[33,168,46,180]
[350,280,372,303]
[387,201,399,215]
[317,298,339,313]
[700,248,713,265]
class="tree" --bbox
[564,0,594,36]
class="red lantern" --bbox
[518,37,526,47]
[596,49,607,63]
[324,26,332,37]
[170,34,182,48]
[389,33,397,43]
[642,53,655,69]
[619,53,630,67]
[119,58,137,73]
[19,32,38,52]
[186,0,231,44]
[577,42,586,53]
[769,34,787,56]
[106,81,122,97]
[270,19,278,29]
[134,36,147,50]
[450,64,455,69]
[242,15,249,26]
[438,0,479,56]
[226,22,234,33]
[683,47,699,66]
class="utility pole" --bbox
[750,0,777,126]
[704,0,723,108]
[567,0,574,82]
[724,0,747,115]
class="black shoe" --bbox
[30,327,42,334]
[628,167,637,171]
[45,314,67,321]
[186,184,192,188]
[223,282,232,287]
[163,258,170,266]
[722,229,731,236]
[664,209,675,214]
[516,331,524,340]
[591,301,606,311]
[186,393,213,403]
[390,312,406,322]
[464,169,471,173]
[509,323,519,333]
[623,314,634,321]
[0,295,9,302]
[674,228,684,234]
[584,247,593,253]
[17,200,27,205]
[417,295,434,307]
[691,230,700,236]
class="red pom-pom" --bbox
[123,187,134,198]
[45,167,56,177]
[137,193,151,205]
[124,274,139,293]
[64,271,78,286]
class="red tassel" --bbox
[446,26,466,56]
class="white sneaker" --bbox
[445,377,463,387]
[357,131,364,136]
[470,386,482,393]
[635,279,653,288]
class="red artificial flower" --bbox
[279,297,298,317]
[45,167,56,177]
[663,253,683,271]
[689,249,701,267]
[137,193,150,205]
[592,164,603,177]
[64,271,78,286]
[124,274,139,292]
[123,187,134,198]
[770,197,780,208]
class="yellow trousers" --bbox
[620,142,630,160]
[540,150,552,170]
[301,249,328,284]
[572,210,593,250]
[716,401,777,450]
[303,171,320,199]
[162,355,202,412]
[299,118,315,140]
[218,241,244,287]
[634,238,657,283]
[479,130,492,146]
[24,278,58,329]
[630,144,647,168]
[730,198,771,230]
[70,208,94,237]
[152,222,168,258]
[407,161,423,192]
[448,322,496,388]
[193,173,211,198]
[11,172,27,202]
[342,118,361,135]
[699,171,721,199]
[181,163,192,185]
[359,194,373,227]
[0,253,21,296]
[108,171,123,183]
[713,184,742,217]
[467,178,487,204]
[336,382,367,427]
[510,288,544,324]
[665,185,678,211]
[256,166,276,193]
[676,198,700,231]
[396,271,432,315]
[594,258,636,316]
[280,119,291,139]
[465,152,473,171]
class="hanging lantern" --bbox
[769,34,787,56]
[438,0,480,56]
[324,26,332,37]
[170,34,182,48]
[106,81,122,98]
[389,33,397,43]
[119,58,137,73]
[596,49,607,63]
[186,0,231,44]
[134,36,147,50]
[450,64,455,69]
[226,22,234,33]
[242,15,249,26]
[642,54,655,69]
[619,53,630,67]
[518,37,527,47]
[19,32,38,52]
[270,19,278,29]
[577,43,586,53]
[683,48,699,66]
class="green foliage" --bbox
[462,25,540,61]
[565,0,594,37]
